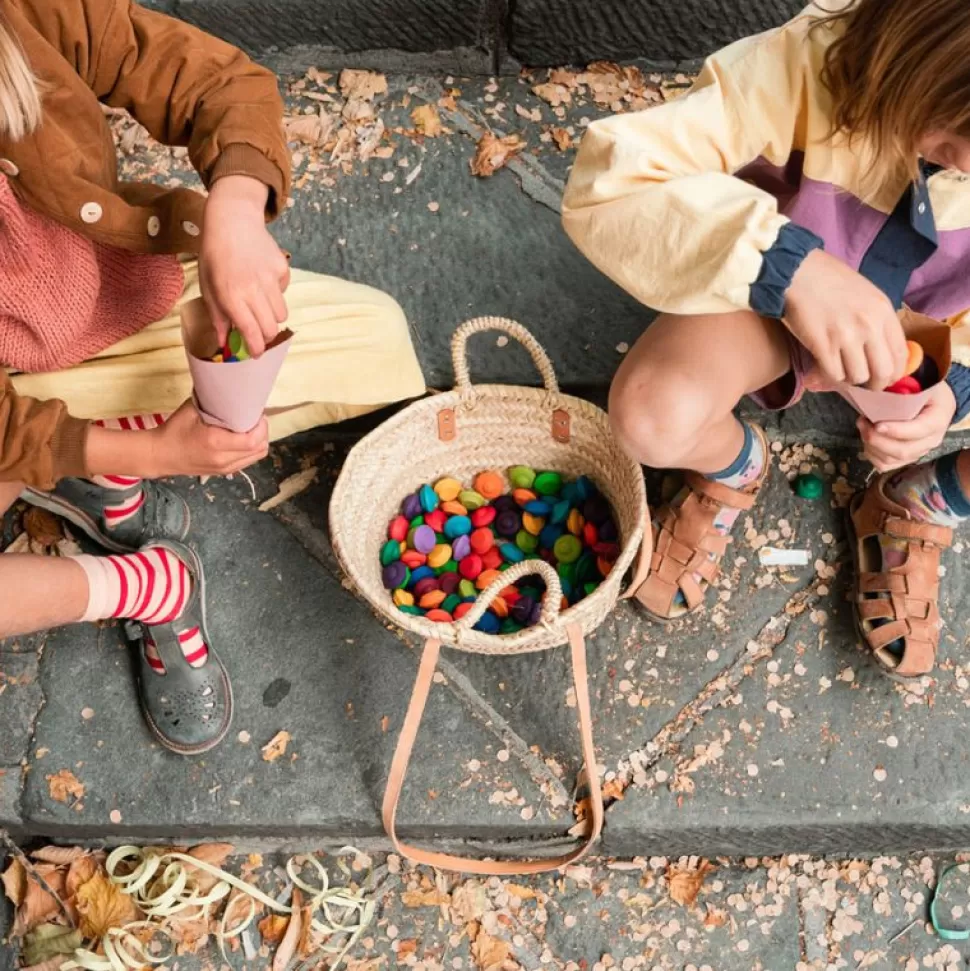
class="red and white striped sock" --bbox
[90,415,168,530]
[74,548,208,671]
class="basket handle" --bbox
[454,558,563,635]
[382,625,604,874]
[440,318,570,444]
[452,317,560,394]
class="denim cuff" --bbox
[946,362,970,425]
[749,222,825,319]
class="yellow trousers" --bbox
[10,261,426,440]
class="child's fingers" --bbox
[205,296,232,345]
[863,339,895,392]
[267,279,288,325]
[251,290,282,342]
[228,302,266,357]
[840,343,870,387]
[864,432,931,469]
[207,419,268,455]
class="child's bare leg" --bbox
[611,310,793,618]
[0,554,89,638]
[609,310,793,473]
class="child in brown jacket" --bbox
[0,0,425,754]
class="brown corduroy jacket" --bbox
[0,0,291,488]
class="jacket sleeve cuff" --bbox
[749,222,825,318]
[50,418,91,484]
[209,144,289,220]
[947,363,970,425]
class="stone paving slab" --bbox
[509,0,804,67]
[151,0,803,73]
[14,475,576,847]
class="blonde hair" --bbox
[0,12,41,141]
[816,0,970,189]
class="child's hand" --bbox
[858,382,956,472]
[785,250,908,391]
[200,176,290,358]
[149,400,269,477]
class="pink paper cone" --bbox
[835,385,929,423]
[833,308,952,425]
[181,297,293,433]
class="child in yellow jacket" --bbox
[564,0,970,680]
[0,0,424,754]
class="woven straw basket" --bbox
[330,318,649,874]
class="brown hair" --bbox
[0,11,42,141]
[817,0,970,183]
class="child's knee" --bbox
[609,367,719,468]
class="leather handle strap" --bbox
[382,625,603,874]
[622,507,654,601]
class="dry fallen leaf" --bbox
[284,111,335,148]
[183,843,235,893]
[342,97,375,123]
[23,924,83,967]
[1,858,27,907]
[297,894,315,959]
[258,470,318,512]
[46,770,84,805]
[549,68,579,88]
[551,127,572,151]
[74,872,140,938]
[601,778,626,802]
[339,69,387,102]
[703,904,728,928]
[258,914,289,945]
[272,888,303,971]
[470,133,526,178]
[24,509,63,548]
[471,929,510,971]
[65,855,100,905]
[515,104,542,123]
[170,914,210,955]
[450,881,488,923]
[504,884,538,901]
[401,889,450,908]
[30,847,89,866]
[261,730,293,762]
[14,865,67,937]
[533,82,572,107]
[411,104,442,137]
[667,859,715,908]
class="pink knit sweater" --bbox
[0,176,184,373]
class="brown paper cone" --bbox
[181,297,293,433]
[834,308,951,424]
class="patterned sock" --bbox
[74,548,208,672]
[89,415,167,530]
[880,452,970,567]
[669,422,767,607]
[865,453,969,659]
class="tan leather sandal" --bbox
[848,474,953,681]
[634,425,771,621]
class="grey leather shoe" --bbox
[23,478,190,553]
[123,541,233,756]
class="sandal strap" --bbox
[684,471,759,511]
[636,443,768,618]
[852,479,949,677]
[883,518,953,547]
